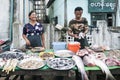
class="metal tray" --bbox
[17,58,45,70]
[54,50,74,58]
[46,58,75,70]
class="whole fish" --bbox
[72,55,89,80]
[90,54,116,80]
[82,54,96,67]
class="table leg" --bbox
[5,75,10,80]
[13,75,19,80]
[75,70,81,80]
[55,76,64,80]
[20,75,24,80]
[89,71,97,80]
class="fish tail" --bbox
[94,59,116,80]
[84,73,89,80]
[81,74,84,80]
[108,73,116,80]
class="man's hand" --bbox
[74,34,79,38]
[79,32,85,39]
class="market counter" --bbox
[0,64,120,80]
[89,68,120,80]
[0,49,120,80]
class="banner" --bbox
[88,0,117,12]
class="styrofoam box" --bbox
[52,42,67,51]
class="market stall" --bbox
[0,48,120,80]
[0,64,120,80]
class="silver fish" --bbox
[90,54,116,80]
[72,55,89,80]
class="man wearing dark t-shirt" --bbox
[68,7,89,49]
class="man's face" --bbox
[74,10,83,18]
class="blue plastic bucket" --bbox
[52,42,67,51]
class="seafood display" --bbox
[0,51,24,60]
[90,45,106,52]
[82,54,115,80]
[2,59,18,74]
[39,52,54,60]
[104,57,120,66]
[18,58,45,70]
[82,54,96,66]
[76,48,117,80]
[76,49,89,56]
[31,47,45,52]
[93,57,116,80]
[107,50,120,59]
[0,58,5,67]
[0,46,119,80]
[54,50,74,58]
[93,52,107,60]
[72,55,89,80]
[47,58,75,70]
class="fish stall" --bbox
[0,42,120,80]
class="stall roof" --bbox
[47,0,55,8]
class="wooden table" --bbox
[0,67,76,80]
[89,68,120,80]
[0,49,120,80]
[0,65,120,80]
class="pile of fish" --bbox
[72,48,118,80]
[2,59,18,74]
[47,58,75,70]
[18,57,45,70]
[104,57,120,66]
[0,51,24,60]
[0,58,5,67]
[107,50,120,59]
[0,50,25,74]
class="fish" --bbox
[90,54,116,80]
[72,55,89,80]
[82,54,96,67]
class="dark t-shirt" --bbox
[68,17,89,49]
[68,17,88,35]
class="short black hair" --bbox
[74,7,83,12]
[28,10,36,17]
